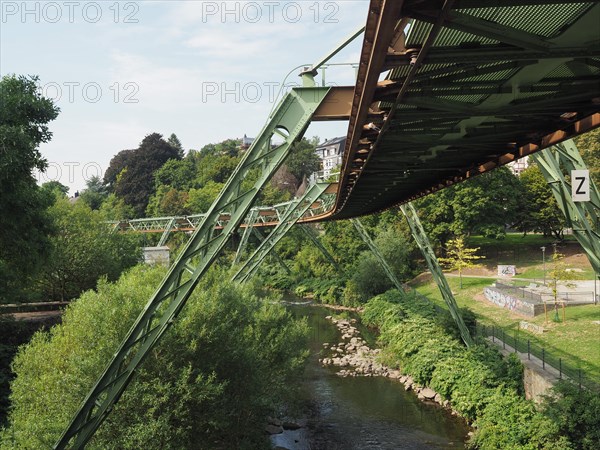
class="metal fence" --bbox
[494,282,544,303]
[476,322,599,392]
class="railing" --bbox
[494,282,544,303]
[494,282,596,304]
[476,322,599,392]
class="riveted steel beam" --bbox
[232,183,330,283]
[400,202,474,347]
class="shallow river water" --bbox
[273,301,469,450]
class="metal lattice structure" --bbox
[232,182,330,283]
[532,139,600,276]
[400,203,474,347]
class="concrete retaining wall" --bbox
[483,287,545,317]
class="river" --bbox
[272,300,469,450]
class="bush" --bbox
[1,266,309,449]
[361,291,576,447]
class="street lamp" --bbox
[541,246,546,285]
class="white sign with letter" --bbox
[571,169,590,202]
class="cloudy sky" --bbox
[1,0,367,193]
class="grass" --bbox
[414,276,600,382]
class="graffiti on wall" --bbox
[484,287,518,310]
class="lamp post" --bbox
[541,246,546,285]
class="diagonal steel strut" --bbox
[400,203,474,347]
[232,183,330,283]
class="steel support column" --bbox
[532,139,600,301]
[350,218,406,296]
[232,209,260,266]
[300,225,341,272]
[55,85,330,449]
[232,183,329,283]
[400,203,474,347]
[157,217,176,247]
[251,227,291,275]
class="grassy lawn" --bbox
[414,276,600,382]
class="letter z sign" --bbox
[571,170,590,202]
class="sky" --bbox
[1,0,368,194]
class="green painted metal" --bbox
[232,183,330,283]
[54,85,330,449]
[233,209,260,265]
[251,227,291,275]
[300,225,341,272]
[400,203,474,347]
[350,218,406,296]
[532,139,600,282]
[157,217,176,247]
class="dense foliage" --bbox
[0,266,309,449]
[36,196,141,300]
[0,75,59,303]
[361,290,600,449]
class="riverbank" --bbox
[274,300,470,449]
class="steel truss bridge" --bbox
[56,1,599,447]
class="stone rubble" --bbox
[320,315,460,416]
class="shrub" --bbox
[1,265,309,449]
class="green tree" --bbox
[285,137,320,186]
[0,74,59,303]
[98,193,136,220]
[518,162,566,239]
[575,128,600,188]
[415,167,524,246]
[40,180,69,198]
[154,158,196,191]
[36,197,141,300]
[546,250,576,322]
[146,186,190,217]
[438,237,484,288]
[167,133,184,158]
[79,175,108,210]
[1,267,308,449]
[109,133,181,216]
[186,181,224,213]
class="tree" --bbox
[109,133,181,216]
[186,181,224,213]
[518,163,566,239]
[438,237,484,288]
[575,128,600,189]
[285,137,320,186]
[40,181,69,198]
[153,159,196,191]
[167,133,184,158]
[0,74,59,302]
[79,175,108,210]
[36,197,141,300]
[546,250,576,322]
[415,167,524,246]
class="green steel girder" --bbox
[400,203,474,347]
[233,209,260,266]
[54,85,330,449]
[251,227,291,275]
[157,217,176,247]
[532,140,600,276]
[350,218,406,296]
[232,182,330,283]
[300,225,341,272]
